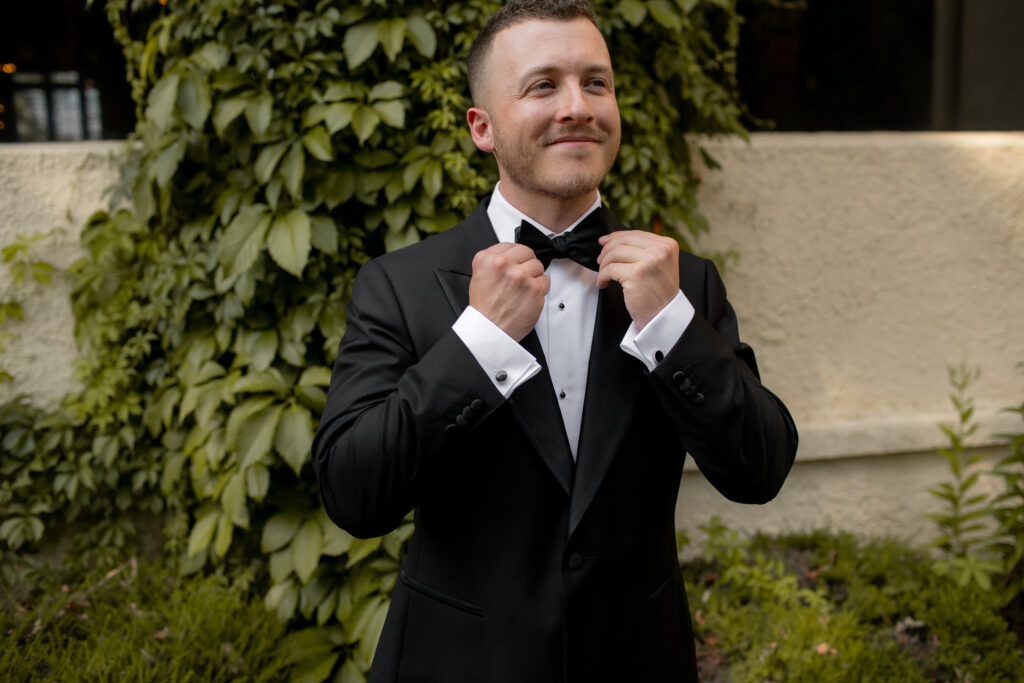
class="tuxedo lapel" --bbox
[434,206,575,496]
[568,280,644,539]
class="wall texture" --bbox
[1,135,1021,543]
[679,132,1023,542]
[0,142,122,407]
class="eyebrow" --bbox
[519,63,614,82]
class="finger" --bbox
[599,230,671,250]
[596,261,629,289]
[597,243,650,266]
[520,258,546,278]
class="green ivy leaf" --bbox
[422,160,443,198]
[405,14,436,58]
[237,403,285,469]
[378,18,407,62]
[281,141,306,199]
[373,100,405,129]
[368,81,404,101]
[178,70,212,130]
[267,209,311,277]
[244,92,273,137]
[301,125,334,162]
[262,510,304,553]
[309,215,338,254]
[275,403,314,476]
[292,519,323,584]
[352,105,381,145]
[323,102,357,134]
[153,138,187,188]
[343,22,379,69]
[217,204,271,278]
[647,0,683,31]
[254,141,289,184]
[147,72,180,133]
[187,508,220,557]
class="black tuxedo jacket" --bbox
[312,200,798,682]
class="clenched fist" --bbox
[469,243,549,341]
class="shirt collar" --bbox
[487,182,602,244]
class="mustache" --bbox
[540,126,608,145]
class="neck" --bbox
[498,185,598,234]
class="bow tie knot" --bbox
[515,208,608,271]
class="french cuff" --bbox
[619,290,695,372]
[452,305,541,398]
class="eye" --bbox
[587,77,609,89]
[531,80,554,91]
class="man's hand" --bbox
[469,243,549,341]
[596,231,679,331]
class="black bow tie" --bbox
[514,208,608,271]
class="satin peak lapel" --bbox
[568,280,644,538]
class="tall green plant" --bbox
[1,0,748,679]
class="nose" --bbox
[557,82,594,123]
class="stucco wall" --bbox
[0,142,123,407]
[1,136,1021,544]
[677,132,1024,542]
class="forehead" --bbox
[487,17,612,78]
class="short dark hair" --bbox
[466,0,599,106]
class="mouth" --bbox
[543,128,606,147]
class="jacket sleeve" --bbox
[648,257,798,503]
[311,259,504,538]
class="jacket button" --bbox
[470,398,484,414]
[693,392,705,405]
[455,414,469,428]
[672,370,686,382]
[567,553,584,570]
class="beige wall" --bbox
[1,136,1021,543]
[679,132,1023,542]
[0,142,122,407]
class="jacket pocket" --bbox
[399,569,485,617]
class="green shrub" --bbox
[686,525,1024,682]
[0,558,288,682]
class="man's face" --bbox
[468,18,621,205]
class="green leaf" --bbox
[275,403,314,476]
[281,141,306,199]
[153,138,186,188]
[346,536,382,568]
[321,523,354,557]
[406,15,436,58]
[266,580,299,620]
[267,209,311,277]
[344,22,379,69]
[618,0,648,26]
[368,81,403,101]
[220,471,247,525]
[422,160,443,198]
[213,510,234,557]
[147,72,180,133]
[237,403,285,469]
[292,519,323,584]
[382,203,412,234]
[262,510,304,553]
[373,100,405,128]
[298,366,333,388]
[647,0,683,31]
[323,102,357,134]
[233,368,289,395]
[352,105,381,145]
[187,508,219,557]
[254,141,289,184]
[177,70,212,130]
[246,463,271,501]
[244,92,273,137]
[310,215,338,255]
[301,125,334,161]
[378,18,406,62]
[218,204,271,278]
[193,41,230,70]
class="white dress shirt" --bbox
[452,184,695,459]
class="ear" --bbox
[467,107,495,153]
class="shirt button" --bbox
[558,302,565,310]
[495,370,508,383]
[559,390,566,399]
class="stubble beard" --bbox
[494,127,619,201]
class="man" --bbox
[312,1,797,680]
